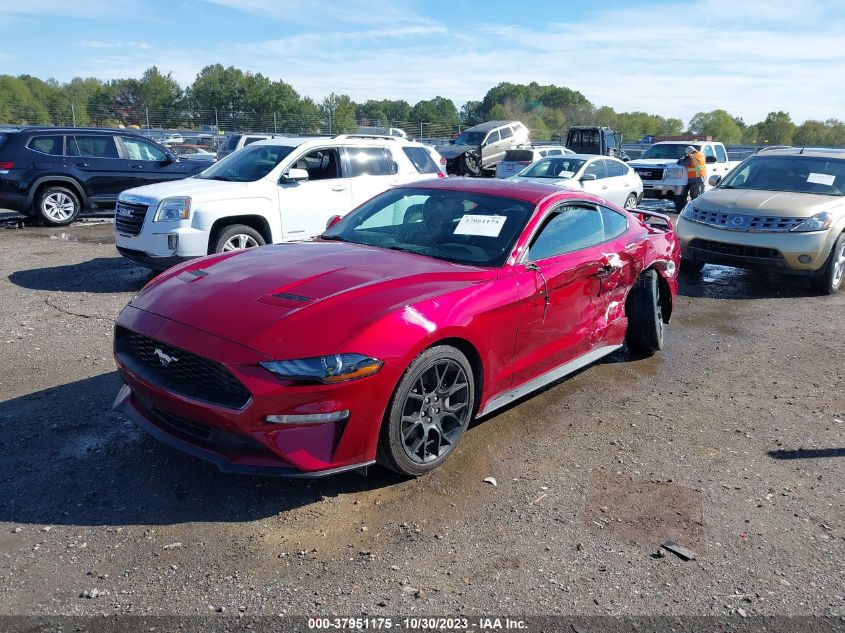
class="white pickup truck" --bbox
[628,141,739,211]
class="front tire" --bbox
[625,269,664,355]
[624,193,638,210]
[813,232,845,295]
[459,153,481,177]
[211,224,265,254]
[377,345,475,476]
[35,186,81,226]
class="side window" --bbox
[584,160,606,179]
[67,135,119,158]
[347,147,393,177]
[290,148,342,181]
[120,137,167,161]
[601,206,628,240]
[605,160,627,177]
[402,146,439,174]
[485,130,500,144]
[28,135,64,156]
[500,126,513,140]
[527,206,605,261]
[703,144,716,159]
[715,144,728,163]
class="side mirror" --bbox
[708,175,722,187]
[326,214,342,230]
[580,173,598,181]
[281,167,309,183]
[705,155,717,164]
[164,153,179,164]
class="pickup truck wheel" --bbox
[377,345,474,477]
[624,193,638,210]
[625,269,664,355]
[212,224,266,253]
[35,186,81,226]
[459,153,481,177]
[812,232,845,295]
[671,191,688,213]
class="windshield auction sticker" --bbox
[807,172,836,185]
[454,214,507,237]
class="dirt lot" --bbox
[0,215,843,622]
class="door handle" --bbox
[131,164,144,169]
[331,185,348,192]
[75,163,90,168]
[594,263,620,277]
[601,185,609,190]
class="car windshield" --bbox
[517,157,586,179]
[719,156,845,196]
[198,144,294,182]
[321,188,534,267]
[453,131,485,146]
[641,144,700,160]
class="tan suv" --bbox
[676,147,845,294]
[436,121,530,176]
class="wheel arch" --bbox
[637,265,673,323]
[207,215,273,254]
[27,177,88,209]
[423,336,484,416]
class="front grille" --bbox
[689,239,783,260]
[115,326,251,409]
[691,208,804,232]
[115,201,149,236]
[634,167,664,181]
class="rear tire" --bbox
[625,269,664,355]
[377,345,474,477]
[812,232,845,295]
[211,224,265,254]
[35,186,81,226]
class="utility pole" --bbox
[71,103,76,127]
[145,107,150,129]
[273,112,277,134]
[214,108,219,133]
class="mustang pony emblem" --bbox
[154,348,178,368]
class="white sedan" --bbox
[510,154,643,209]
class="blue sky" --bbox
[1,0,843,125]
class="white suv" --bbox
[114,135,445,270]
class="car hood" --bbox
[628,159,679,168]
[130,241,494,357]
[119,177,259,205]
[435,144,474,159]
[693,188,844,218]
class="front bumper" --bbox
[116,246,191,271]
[112,306,392,476]
[677,218,835,273]
[115,222,211,268]
[641,182,687,197]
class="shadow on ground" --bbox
[0,373,404,527]
[8,257,152,294]
[677,265,821,300]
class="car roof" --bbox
[464,120,520,133]
[537,153,604,161]
[753,147,845,159]
[398,176,574,204]
[249,135,427,149]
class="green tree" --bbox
[459,100,483,126]
[409,96,459,127]
[320,93,357,134]
[687,109,743,144]
[757,111,795,145]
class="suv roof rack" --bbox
[335,133,403,141]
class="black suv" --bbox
[0,128,206,226]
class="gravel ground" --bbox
[0,212,842,623]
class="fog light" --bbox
[265,410,349,425]
[167,234,178,251]
[798,254,812,264]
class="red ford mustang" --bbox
[113,178,679,477]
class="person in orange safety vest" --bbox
[679,145,707,200]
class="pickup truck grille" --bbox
[690,208,804,232]
[633,167,664,181]
[115,201,149,236]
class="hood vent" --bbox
[272,292,313,303]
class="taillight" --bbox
[437,172,445,178]
[0,161,13,170]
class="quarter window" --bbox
[67,135,119,158]
[28,135,64,156]
[601,206,629,240]
[402,147,440,174]
[527,206,605,261]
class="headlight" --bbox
[680,201,694,219]
[154,197,191,222]
[790,212,834,233]
[666,166,685,179]
[260,354,383,384]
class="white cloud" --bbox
[201,0,437,27]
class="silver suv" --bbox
[436,121,530,176]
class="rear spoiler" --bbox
[635,209,674,231]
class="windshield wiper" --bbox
[385,244,425,255]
